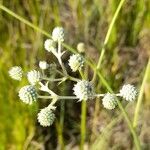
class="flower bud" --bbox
[39,61,49,70]
[52,27,64,42]
[77,42,85,53]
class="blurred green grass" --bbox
[0,0,150,149]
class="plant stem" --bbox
[38,95,78,100]
[67,75,80,82]
[57,41,68,76]
[80,100,86,150]
[92,0,126,82]
[79,69,87,150]
[42,77,65,82]
[133,58,150,128]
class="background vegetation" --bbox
[0,0,150,149]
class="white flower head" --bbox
[68,54,85,72]
[52,27,64,42]
[19,85,37,104]
[77,42,85,53]
[44,39,56,52]
[8,66,23,81]
[120,84,137,101]
[73,80,95,101]
[37,107,55,127]
[39,61,49,70]
[27,70,41,85]
[102,93,117,110]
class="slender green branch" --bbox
[38,95,78,100]
[79,69,85,80]
[42,77,65,82]
[80,100,86,150]
[133,58,150,128]
[92,0,126,82]
[79,68,87,150]
[67,75,80,82]
[57,41,68,76]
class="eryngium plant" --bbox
[9,27,138,127]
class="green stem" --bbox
[80,100,86,150]
[57,41,68,76]
[79,69,85,79]
[133,58,150,128]
[67,75,80,82]
[92,0,126,82]
[38,95,78,100]
[79,69,87,150]
[42,77,65,82]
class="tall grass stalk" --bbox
[0,4,141,149]
[133,58,150,128]
[92,0,126,82]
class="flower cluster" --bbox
[8,66,23,81]
[37,107,55,127]
[8,26,138,127]
[68,54,85,72]
[73,80,95,101]
[19,85,37,105]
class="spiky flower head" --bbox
[77,42,85,53]
[102,93,117,110]
[68,54,85,72]
[52,27,64,42]
[39,61,49,70]
[44,39,56,52]
[119,84,137,101]
[8,66,23,81]
[27,70,41,85]
[18,85,37,104]
[37,107,55,127]
[73,80,95,101]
